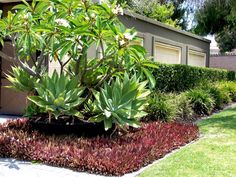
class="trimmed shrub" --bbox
[0,119,199,176]
[187,89,215,115]
[152,63,235,92]
[227,71,236,81]
[145,92,177,121]
[174,93,193,121]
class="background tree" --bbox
[194,0,236,53]
[112,0,205,30]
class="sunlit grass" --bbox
[139,107,236,177]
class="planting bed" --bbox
[0,119,198,176]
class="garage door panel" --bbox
[188,50,206,67]
[154,43,181,64]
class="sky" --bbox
[206,35,219,50]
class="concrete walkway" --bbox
[0,115,19,124]
[0,158,103,177]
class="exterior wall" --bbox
[210,55,236,71]
[119,11,210,66]
[0,2,33,115]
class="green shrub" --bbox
[89,74,150,131]
[187,89,215,115]
[151,63,235,92]
[227,71,236,81]
[204,84,231,109]
[28,71,85,123]
[174,93,193,121]
[145,92,176,121]
[218,81,236,101]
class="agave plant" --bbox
[89,73,150,131]
[28,71,84,123]
[5,66,36,93]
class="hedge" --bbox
[152,64,235,92]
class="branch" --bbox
[86,52,115,72]
[0,51,39,78]
[37,49,45,71]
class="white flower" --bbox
[55,18,69,27]
[90,13,96,18]
[23,13,29,20]
[112,5,123,15]
[115,35,119,41]
[77,45,83,50]
[124,33,135,40]
[119,39,125,46]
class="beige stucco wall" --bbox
[0,42,28,115]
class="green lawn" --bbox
[139,107,236,177]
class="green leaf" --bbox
[104,119,113,131]
[142,68,156,89]
[89,114,105,123]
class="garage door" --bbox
[188,50,206,67]
[154,43,181,64]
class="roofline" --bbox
[123,10,211,43]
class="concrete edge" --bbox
[123,102,236,177]
[123,139,200,177]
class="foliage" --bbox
[28,71,84,122]
[114,0,205,30]
[174,93,193,121]
[194,0,236,52]
[89,74,150,131]
[217,81,236,101]
[5,66,36,93]
[0,118,199,176]
[152,63,235,92]
[23,103,43,118]
[0,0,155,129]
[145,92,176,121]
[125,0,180,28]
[187,89,215,115]
[201,84,231,109]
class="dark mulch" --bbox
[0,119,199,176]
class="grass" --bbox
[139,106,236,177]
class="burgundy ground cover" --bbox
[0,119,199,176]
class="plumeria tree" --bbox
[0,0,155,131]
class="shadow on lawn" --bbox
[199,108,236,131]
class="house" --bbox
[0,1,211,115]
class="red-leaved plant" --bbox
[0,119,198,176]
